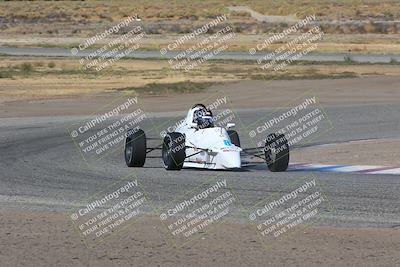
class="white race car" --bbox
[124,104,289,171]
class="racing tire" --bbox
[264,133,289,172]
[162,132,186,170]
[227,130,241,147]
[125,128,146,167]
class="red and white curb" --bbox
[289,163,400,175]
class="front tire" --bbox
[125,129,146,167]
[264,133,289,172]
[162,132,186,170]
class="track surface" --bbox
[1,47,400,63]
[1,104,399,228]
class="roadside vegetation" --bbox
[0,56,398,79]
[1,0,399,24]
[0,0,399,36]
[1,1,399,55]
[114,81,216,95]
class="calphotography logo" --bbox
[71,16,145,73]
[247,93,333,160]
[73,15,141,53]
[157,176,238,247]
[160,14,236,72]
[69,176,149,247]
[153,93,241,168]
[249,15,325,72]
[247,175,335,250]
[68,93,149,163]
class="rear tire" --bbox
[264,133,289,172]
[125,129,146,167]
[227,130,241,147]
[162,132,186,170]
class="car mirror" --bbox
[226,123,235,129]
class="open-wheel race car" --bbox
[124,104,289,171]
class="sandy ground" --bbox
[0,209,399,267]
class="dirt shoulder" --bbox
[0,208,399,267]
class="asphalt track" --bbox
[1,47,400,63]
[0,103,399,229]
